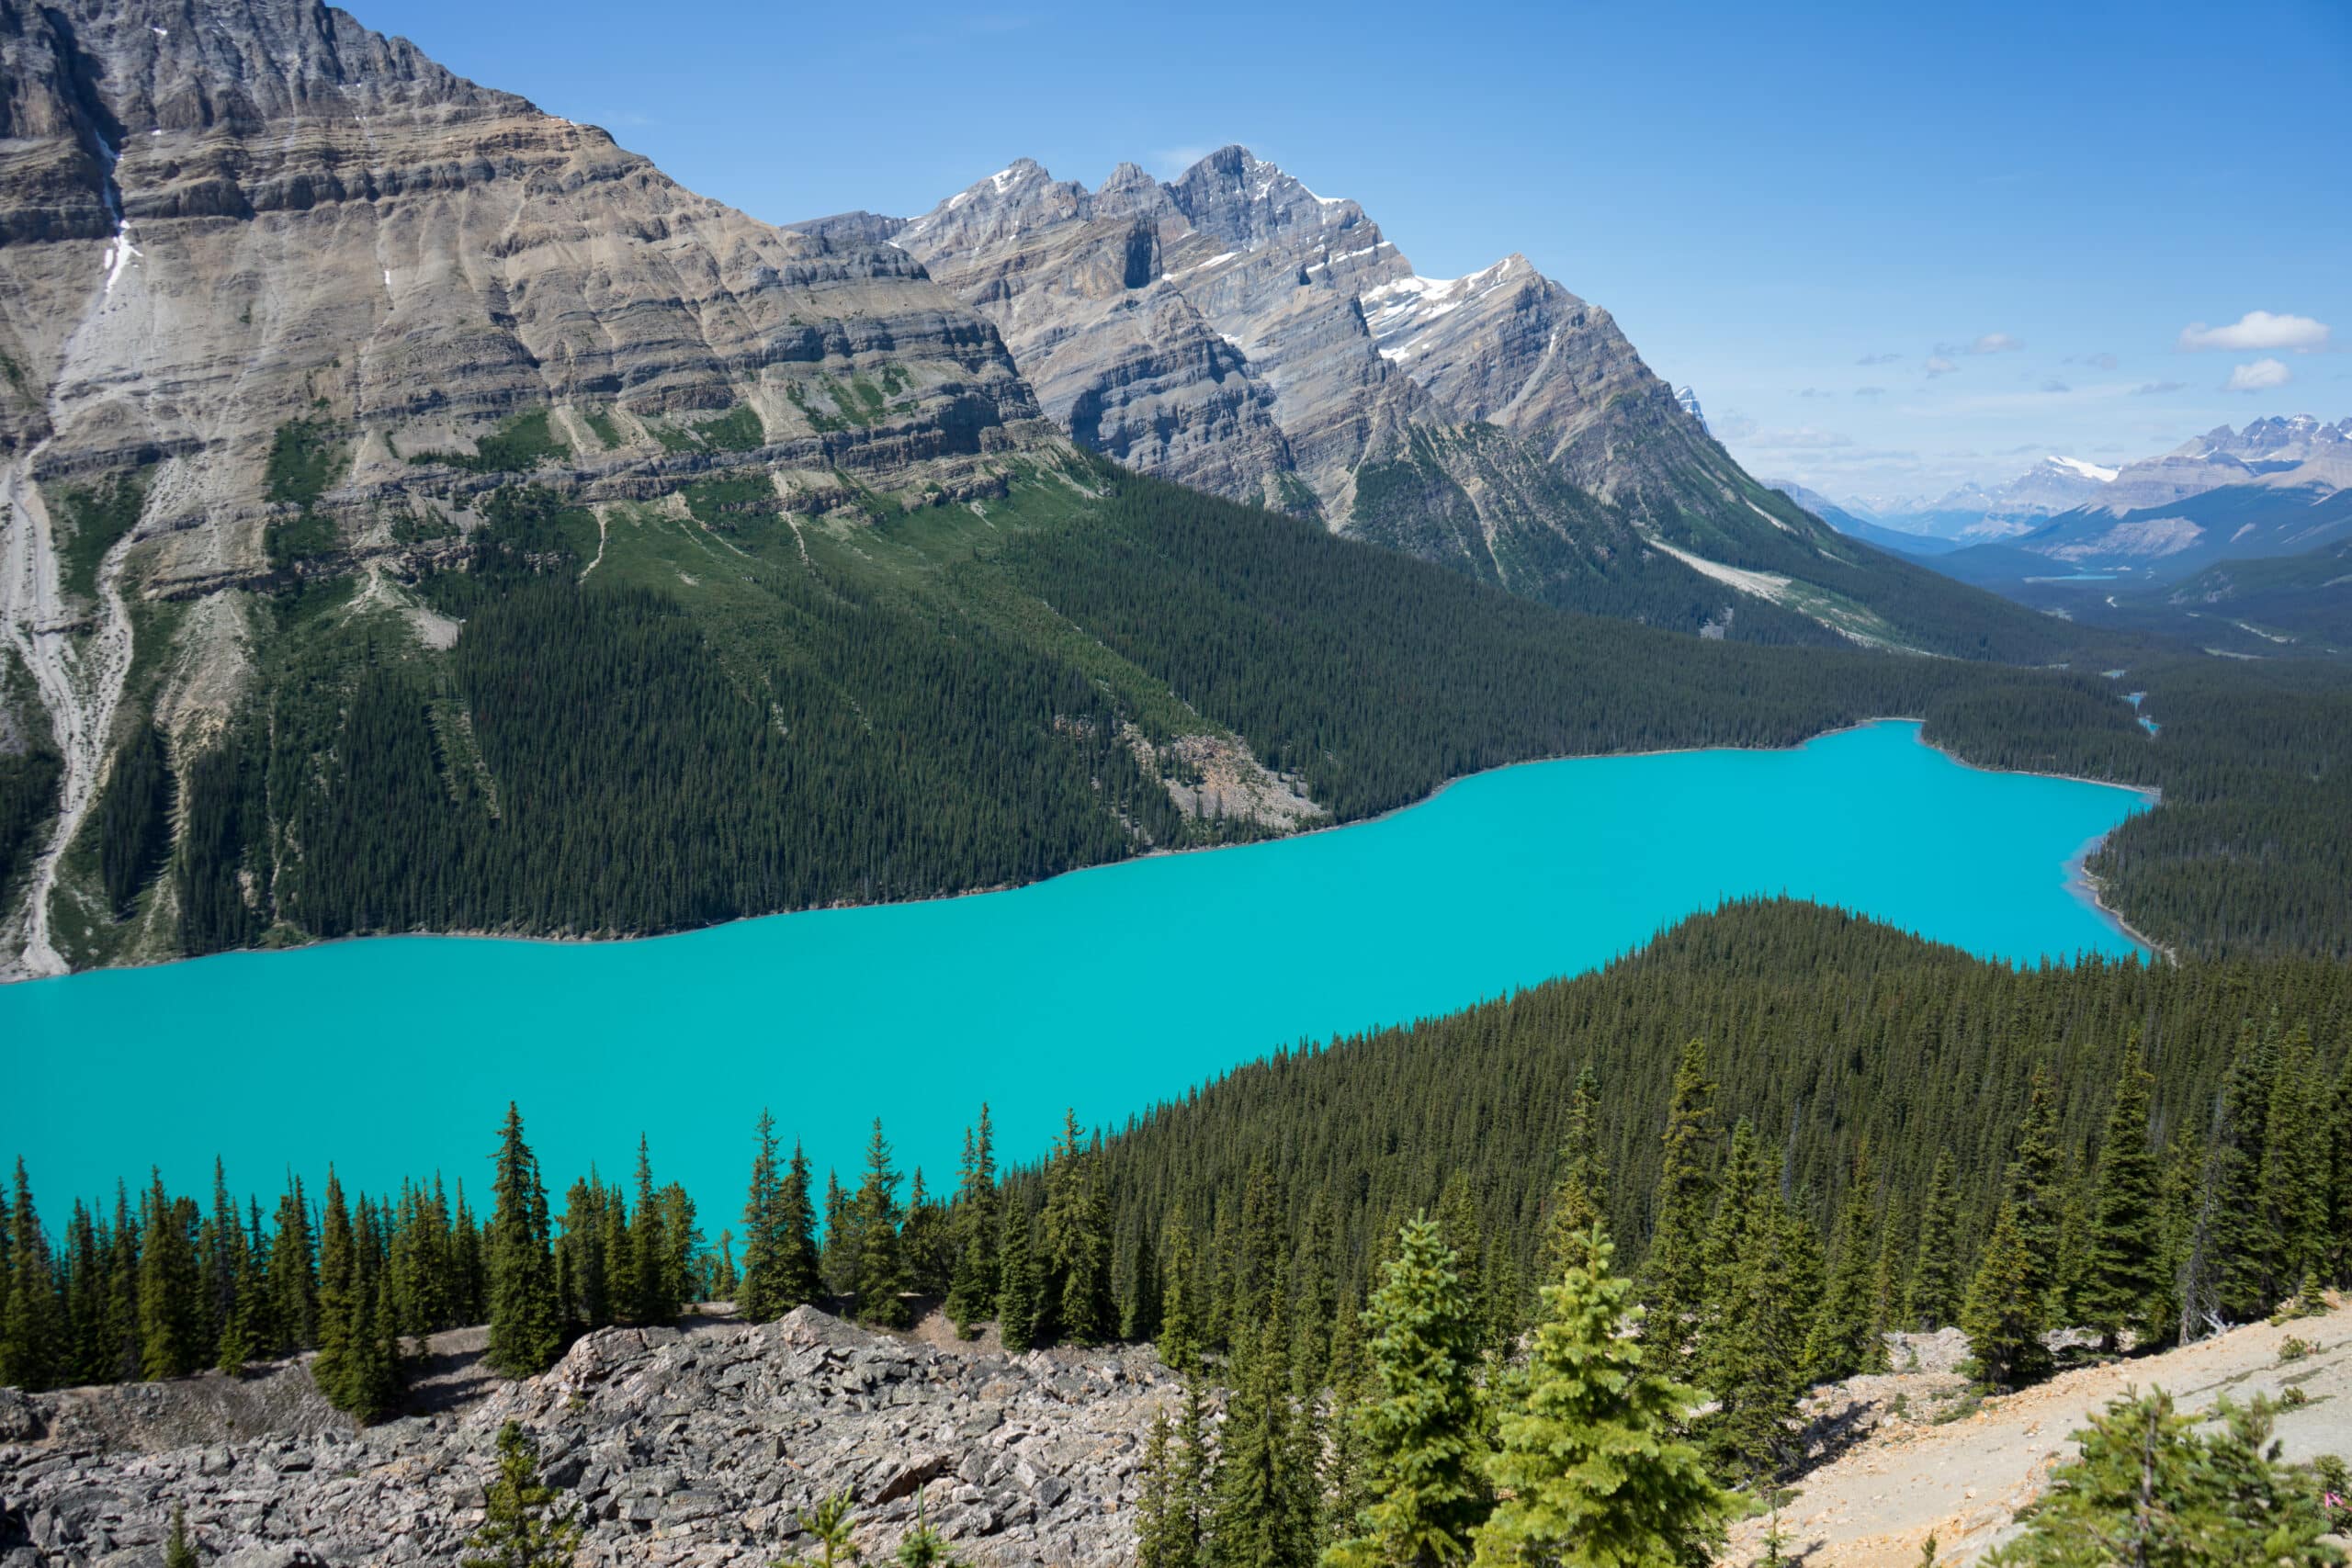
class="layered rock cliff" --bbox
[0,0,1057,976]
[856,148,1909,636]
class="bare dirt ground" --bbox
[1724,1294,2352,1565]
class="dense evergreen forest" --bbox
[61,457,2341,970]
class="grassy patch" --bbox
[702,403,766,452]
[266,418,344,507]
[683,475,782,533]
[266,510,340,570]
[54,469,152,602]
[786,383,848,434]
[582,406,624,449]
[408,409,566,474]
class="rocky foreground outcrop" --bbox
[0,1308,1173,1567]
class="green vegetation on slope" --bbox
[141,456,2352,962]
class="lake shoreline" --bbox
[5,716,2160,986]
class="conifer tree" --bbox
[1987,1389,2340,1566]
[628,1135,673,1325]
[1138,1393,1215,1568]
[139,1173,202,1381]
[2194,1019,2278,1328]
[1473,1225,1728,1568]
[776,1142,822,1311]
[944,1110,999,1337]
[164,1506,198,1568]
[1904,1151,1962,1331]
[1,1160,61,1392]
[2256,1027,2330,1305]
[2330,1052,2352,1291]
[1327,1216,1487,1568]
[1803,1159,1885,1383]
[820,1169,857,1300]
[739,1111,786,1322]
[1638,1040,1718,1382]
[485,1105,562,1379]
[1960,1201,2048,1392]
[201,1159,248,1373]
[1212,1288,1319,1568]
[1042,1112,1114,1346]
[1537,1066,1609,1283]
[314,1170,356,1397]
[996,1205,1040,1353]
[1158,1216,1203,1373]
[854,1121,910,1329]
[2077,1041,2165,1352]
[2007,1065,2064,1329]
[1701,1157,1814,1488]
[103,1183,141,1382]
[268,1178,317,1354]
[462,1420,583,1568]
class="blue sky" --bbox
[362,0,2350,508]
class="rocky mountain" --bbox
[0,0,1074,976]
[1674,385,1707,431]
[1770,479,1963,557]
[830,150,2062,655]
[0,1306,1170,1566]
[1875,457,2118,540]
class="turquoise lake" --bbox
[5,721,2150,1224]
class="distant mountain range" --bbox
[1801,416,2352,584]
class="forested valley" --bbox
[25,457,2351,976]
[6,901,2347,1561]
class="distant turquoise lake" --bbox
[6,721,2151,1224]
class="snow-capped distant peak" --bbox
[2047,456,2118,483]
[1676,386,1706,431]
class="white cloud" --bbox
[2224,357,2292,392]
[2178,310,2331,353]
[2132,380,2187,396]
[1856,352,1903,367]
[1924,355,1958,378]
[1967,333,2023,355]
[2039,378,2070,393]
[1730,426,1855,450]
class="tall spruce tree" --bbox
[776,1142,822,1310]
[1904,1151,1962,1331]
[1700,1153,1815,1488]
[1213,1288,1320,1568]
[2256,1027,2331,1305]
[854,1121,909,1329]
[628,1135,672,1325]
[139,1173,202,1381]
[1960,1200,2048,1392]
[2077,1041,2165,1352]
[1474,1225,1728,1568]
[1803,1157,1885,1383]
[1327,1216,1488,1568]
[1536,1066,1610,1283]
[1638,1040,1718,1382]
[485,1105,562,1378]
[944,1110,999,1337]
[2007,1065,2064,1329]
[1,1161,62,1393]
[739,1111,786,1322]
[1042,1112,1114,1346]
[996,1204,1041,1353]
